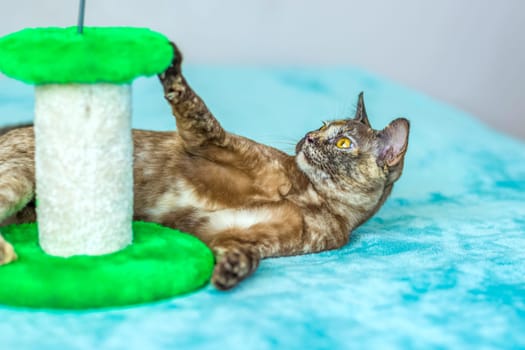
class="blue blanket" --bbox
[1,66,524,349]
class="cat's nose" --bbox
[306,134,315,143]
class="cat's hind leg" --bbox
[0,127,36,265]
[0,234,17,265]
[158,43,226,149]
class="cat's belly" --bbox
[135,179,270,237]
[204,208,276,232]
[139,201,282,241]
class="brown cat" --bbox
[0,43,409,290]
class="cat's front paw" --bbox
[158,43,187,104]
[0,235,17,266]
[212,249,259,290]
[158,42,183,86]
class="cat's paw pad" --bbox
[158,72,186,104]
[212,250,254,290]
[0,237,17,266]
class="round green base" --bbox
[0,222,214,310]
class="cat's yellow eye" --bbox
[336,137,352,149]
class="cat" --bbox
[0,43,409,290]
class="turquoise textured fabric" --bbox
[1,66,524,349]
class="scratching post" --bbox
[35,84,133,256]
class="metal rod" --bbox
[77,0,86,34]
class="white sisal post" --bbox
[34,84,133,257]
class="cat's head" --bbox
[295,93,409,190]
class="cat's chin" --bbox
[295,151,308,168]
[295,152,310,176]
[295,151,331,182]
[294,137,309,169]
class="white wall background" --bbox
[1,0,524,139]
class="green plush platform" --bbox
[0,27,174,84]
[0,222,214,310]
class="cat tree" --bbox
[0,19,214,309]
[1,26,169,256]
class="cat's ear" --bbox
[354,92,371,127]
[377,118,410,167]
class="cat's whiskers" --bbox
[257,135,299,154]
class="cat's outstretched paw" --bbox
[158,42,187,105]
[0,235,17,266]
[158,42,183,91]
[212,249,259,290]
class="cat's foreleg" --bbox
[158,43,226,149]
[207,216,305,289]
[0,168,34,264]
[207,213,351,289]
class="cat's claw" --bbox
[158,42,186,102]
[0,236,17,266]
[169,42,183,69]
[158,42,183,82]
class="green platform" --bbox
[0,27,174,84]
[0,221,214,310]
